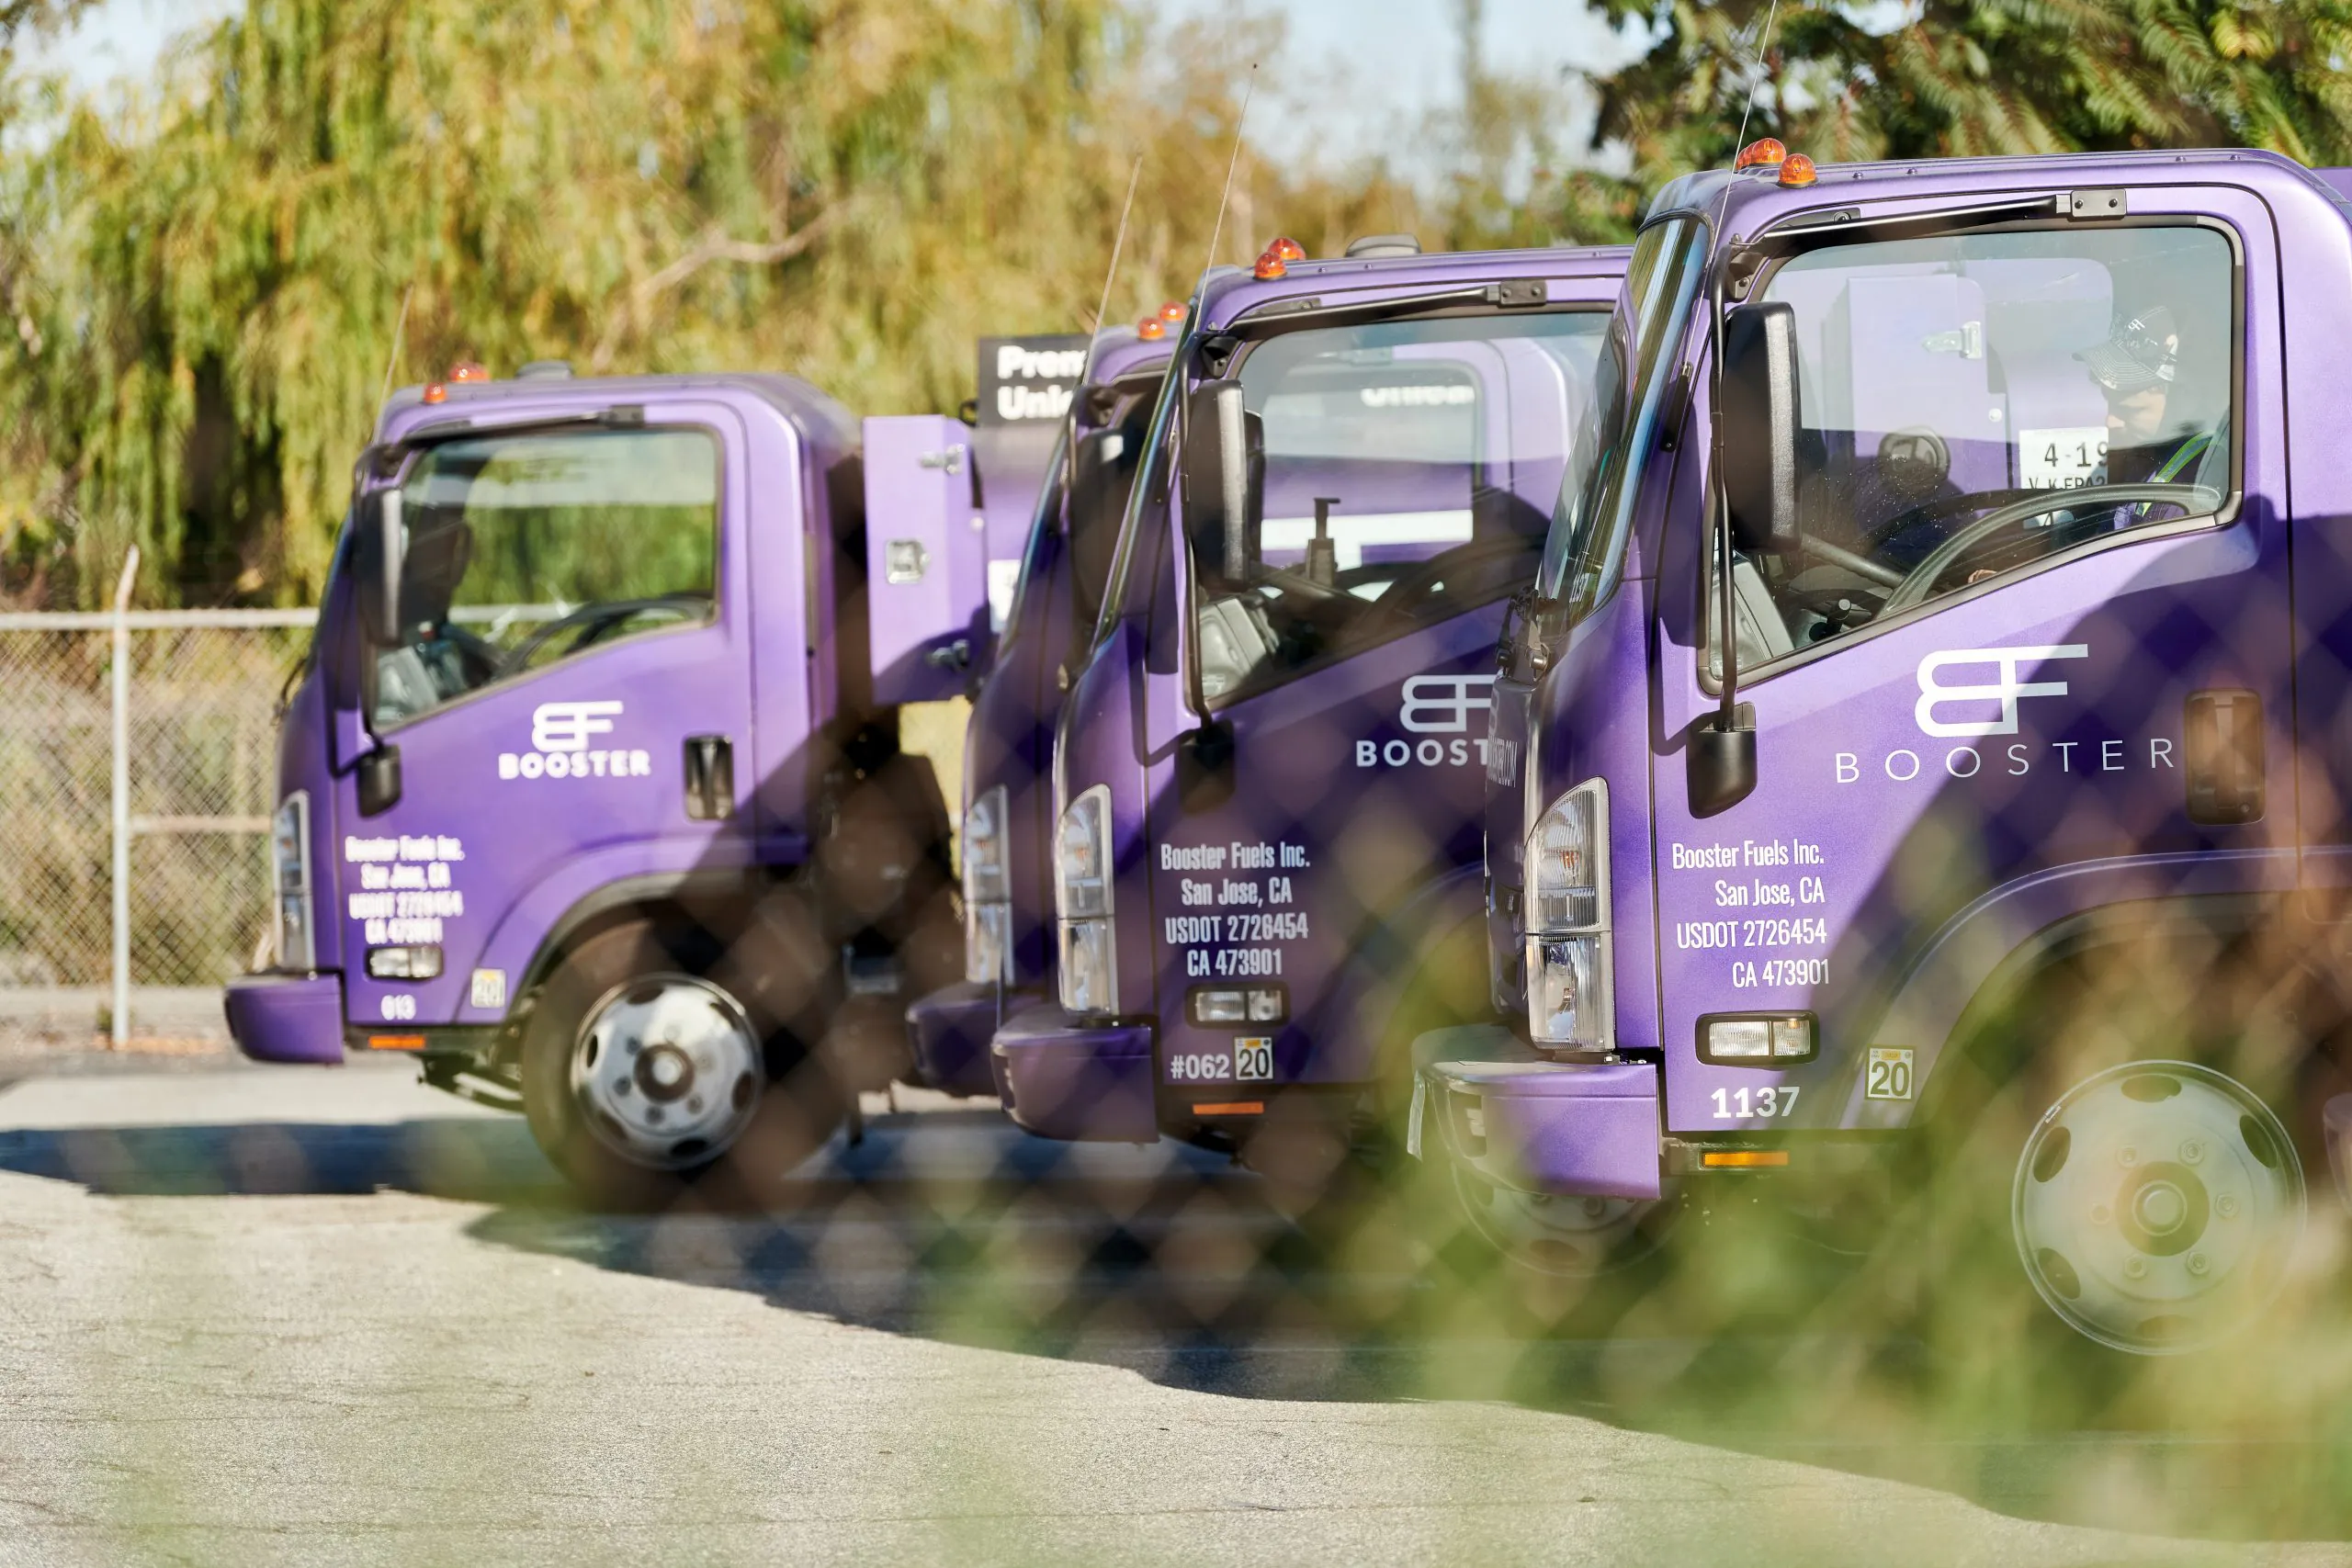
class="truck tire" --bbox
[1913,948,2313,1400]
[520,916,842,1211]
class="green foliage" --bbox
[1535,0,2352,241]
[0,0,1412,608]
[4,0,2349,605]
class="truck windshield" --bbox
[1193,310,1608,704]
[1724,223,2233,669]
[1538,217,1707,615]
[370,427,719,728]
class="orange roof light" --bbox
[422,383,448,405]
[1735,138,1787,172]
[1137,316,1167,341]
[447,361,490,383]
[1253,251,1287,280]
[1159,300,1187,322]
[1266,236,1306,263]
[1779,154,1818,188]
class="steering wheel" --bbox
[1879,483,2217,615]
[1856,485,2049,555]
[1371,534,1540,625]
[1258,565,1350,604]
[495,593,708,677]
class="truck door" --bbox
[1156,306,1610,1096]
[1647,193,2288,1135]
[340,407,755,1033]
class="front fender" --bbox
[1855,848,2294,1129]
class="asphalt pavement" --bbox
[1,1055,2348,1566]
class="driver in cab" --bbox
[2080,305,2217,488]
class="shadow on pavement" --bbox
[4,1100,2350,1548]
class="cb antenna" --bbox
[1197,63,1261,291]
[1083,153,1145,379]
[1065,152,1145,486]
[375,283,414,424]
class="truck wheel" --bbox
[521,920,842,1209]
[2007,1059,2303,1355]
[1444,1163,1673,1280]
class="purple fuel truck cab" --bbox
[226,366,1009,1202]
[1430,148,2352,1351]
[982,241,1634,1167]
[906,328,1173,1096]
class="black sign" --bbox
[978,334,1091,427]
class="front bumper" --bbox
[989,1001,1157,1143]
[906,979,1027,1098]
[1415,1056,1662,1201]
[225,971,346,1066]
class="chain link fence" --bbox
[0,608,313,1045]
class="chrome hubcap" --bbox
[571,974,763,1170]
[2012,1060,2303,1355]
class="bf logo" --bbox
[531,700,624,753]
[1400,674,1498,734]
[1915,645,2086,738]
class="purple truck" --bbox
[908,323,1175,1095]
[1427,145,2352,1353]
[979,239,1634,1180]
[226,365,1023,1201]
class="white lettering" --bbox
[1944,747,1981,779]
[1885,749,1920,782]
[532,700,624,752]
[2152,738,2176,769]
[1357,740,1377,768]
[1915,644,2089,738]
[1400,673,1498,734]
[1836,751,1860,784]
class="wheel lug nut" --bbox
[2217,1194,2240,1219]
[2180,1139,2205,1165]
[2124,1257,2148,1280]
[687,1096,704,1113]
[2188,1252,2211,1277]
[2089,1203,2112,1226]
[2119,1145,2139,1168]
[625,1040,639,1055]
[613,1079,630,1095]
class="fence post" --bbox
[108,547,138,1048]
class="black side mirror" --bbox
[1687,710,1756,818]
[1182,378,1253,581]
[353,486,407,647]
[1068,427,1133,623]
[1718,302,1802,555]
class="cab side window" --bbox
[1721,225,2233,671]
[1193,311,1609,705]
[370,428,719,728]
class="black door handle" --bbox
[684,735,733,821]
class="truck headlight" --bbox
[1055,783,1117,1014]
[963,784,1012,984]
[1524,779,1611,1050]
[271,791,316,972]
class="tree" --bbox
[1537,0,2352,243]
[0,0,1393,607]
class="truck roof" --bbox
[1193,243,1635,335]
[375,369,857,452]
[1648,145,2345,239]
